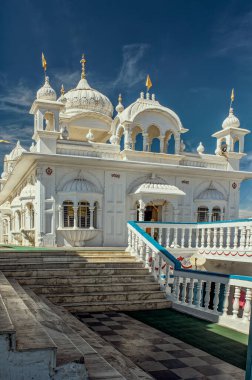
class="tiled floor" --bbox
[78,312,245,380]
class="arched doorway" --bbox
[144,204,160,221]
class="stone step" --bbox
[3,267,150,277]
[39,295,153,380]
[0,294,15,346]
[61,299,171,313]
[0,261,142,270]
[47,290,166,304]
[29,282,160,294]
[10,280,122,379]
[0,272,56,353]
[0,256,136,263]
[17,274,155,286]
[0,250,126,258]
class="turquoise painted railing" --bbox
[127,221,252,334]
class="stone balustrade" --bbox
[137,219,252,259]
[128,221,252,333]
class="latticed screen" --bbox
[63,201,74,227]
[212,207,221,221]
[197,207,209,222]
[78,202,90,228]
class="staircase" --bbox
[0,249,170,313]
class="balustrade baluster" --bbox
[249,226,252,249]
[145,245,151,268]
[151,250,156,279]
[195,279,203,309]
[181,277,187,304]
[219,227,224,249]
[181,228,185,248]
[200,229,204,248]
[240,226,246,249]
[131,233,136,253]
[151,228,155,239]
[207,228,211,249]
[165,264,171,295]
[188,278,194,306]
[139,239,144,260]
[188,228,193,248]
[127,229,132,251]
[204,281,211,310]
[195,228,199,248]
[222,284,230,317]
[233,226,239,249]
[174,276,180,302]
[213,282,221,313]
[173,226,178,247]
[158,254,162,284]
[226,227,231,249]
[245,227,250,249]
[232,286,241,319]
[213,228,217,248]
[166,228,170,248]
[243,288,252,322]
[158,228,163,246]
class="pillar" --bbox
[89,207,95,229]
[124,124,131,150]
[58,205,63,228]
[175,135,180,154]
[142,133,148,151]
[138,200,145,221]
[73,207,78,228]
[160,136,165,153]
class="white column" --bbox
[124,124,131,150]
[58,205,63,228]
[89,207,95,229]
[73,207,78,228]
[243,288,252,322]
[138,200,145,221]
[175,135,180,154]
[142,133,148,151]
[159,136,165,153]
[232,286,241,319]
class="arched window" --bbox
[14,211,21,231]
[197,207,209,222]
[120,134,125,151]
[3,219,8,235]
[135,133,143,151]
[212,207,221,222]
[233,138,239,153]
[26,203,35,229]
[78,201,90,228]
[150,138,160,152]
[63,201,74,227]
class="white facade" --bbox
[0,56,251,247]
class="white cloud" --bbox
[112,44,149,89]
[0,78,34,114]
[212,10,252,60]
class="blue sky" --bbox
[1,0,252,211]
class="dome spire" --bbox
[80,54,86,79]
[229,88,235,112]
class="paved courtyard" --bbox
[78,312,245,380]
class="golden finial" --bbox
[80,54,86,79]
[229,88,235,111]
[118,94,122,102]
[61,84,65,96]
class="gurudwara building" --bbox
[0,55,251,248]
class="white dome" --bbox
[64,77,113,117]
[37,76,57,101]
[8,141,26,161]
[20,184,35,199]
[62,178,100,193]
[222,108,240,129]
[117,93,183,130]
[197,183,225,201]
